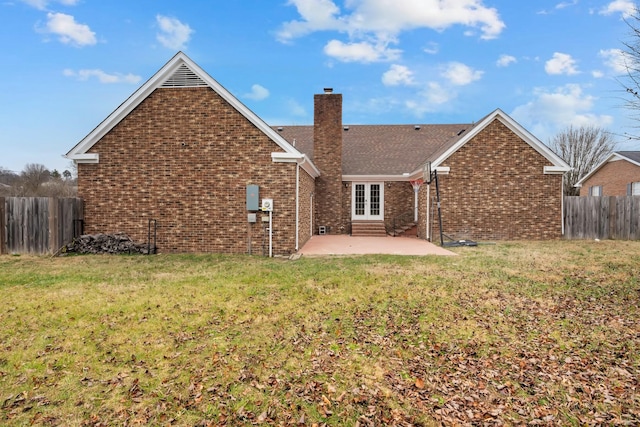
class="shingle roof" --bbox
[273,123,470,175]
[617,151,640,164]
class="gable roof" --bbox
[423,109,571,177]
[575,151,640,187]
[65,52,319,177]
[275,109,570,179]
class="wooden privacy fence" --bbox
[564,196,640,240]
[0,197,84,254]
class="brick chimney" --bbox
[313,89,343,234]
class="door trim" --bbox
[351,182,384,221]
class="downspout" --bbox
[295,156,306,251]
[426,183,431,241]
[310,193,314,237]
[561,177,565,236]
[414,186,419,222]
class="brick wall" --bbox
[579,160,640,196]
[313,92,343,234]
[78,87,300,255]
[420,119,563,241]
[341,182,352,234]
[298,168,314,248]
[384,182,415,225]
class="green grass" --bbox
[1,240,639,426]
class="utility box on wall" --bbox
[246,185,259,211]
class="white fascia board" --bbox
[66,153,99,163]
[573,153,640,188]
[272,153,320,178]
[544,165,571,174]
[431,109,571,171]
[573,152,640,187]
[574,153,616,187]
[343,174,417,182]
[622,154,640,168]
[67,52,302,160]
[496,113,570,169]
[407,166,450,179]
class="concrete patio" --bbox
[297,235,457,256]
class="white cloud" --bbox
[511,84,613,142]
[599,0,636,18]
[278,0,506,61]
[423,42,439,54]
[277,0,344,41]
[44,12,96,46]
[382,64,414,86]
[323,39,401,62]
[599,48,628,74]
[22,0,79,10]
[243,84,270,101]
[441,62,483,86]
[420,81,452,105]
[405,82,452,116]
[287,98,307,117]
[496,54,517,67]
[156,15,193,50]
[545,52,579,75]
[592,70,605,78]
[556,0,578,10]
[63,69,141,84]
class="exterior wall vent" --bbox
[161,64,208,88]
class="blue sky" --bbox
[1,0,638,174]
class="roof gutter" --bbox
[271,152,320,178]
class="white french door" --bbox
[352,183,384,220]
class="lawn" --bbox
[0,240,639,426]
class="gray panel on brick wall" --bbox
[246,185,259,211]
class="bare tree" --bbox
[621,8,640,135]
[549,125,616,196]
[15,163,51,196]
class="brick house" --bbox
[575,151,640,197]
[66,52,570,255]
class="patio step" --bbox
[351,221,387,237]
[394,223,417,237]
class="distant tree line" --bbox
[0,163,77,197]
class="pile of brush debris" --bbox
[61,233,152,255]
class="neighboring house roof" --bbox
[276,109,570,179]
[575,151,640,187]
[65,51,319,178]
[617,151,640,164]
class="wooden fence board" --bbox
[3,197,83,254]
[0,197,5,254]
[564,196,640,240]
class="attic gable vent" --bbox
[161,64,208,88]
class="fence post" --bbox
[0,197,5,254]
[49,197,59,254]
